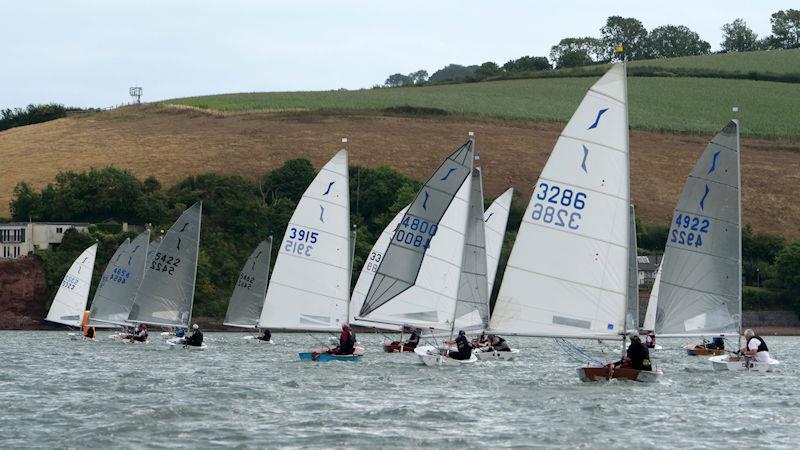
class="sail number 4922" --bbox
[670,213,709,248]
[531,182,586,230]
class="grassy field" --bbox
[628,48,800,76]
[166,76,800,139]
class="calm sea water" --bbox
[1,331,798,449]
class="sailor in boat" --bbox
[256,328,272,342]
[126,324,148,342]
[403,327,420,349]
[487,335,511,352]
[706,336,725,350]
[83,326,96,340]
[445,330,473,360]
[645,331,656,349]
[472,331,490,349]
[328,323,356,355]
[174,327,186,338]
[182,324,204,347]
[612,334,652,371]
[739,329,771,363]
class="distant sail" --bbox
[642,262,661,331]
[128,203,202,328]
[654,121,741,336]
[89,230,150,327]
[46,244,98,327]
[258,150,350,332]
[484,188,513,301]
[453,168,490,331]
[348,206,408,331]
[224,237,273,328]
[359,139,474,324]
[490,63,630,339]
[626,204,639,332]
[358,140,473,330]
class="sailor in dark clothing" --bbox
[473,331,490,349]
[129,324,148,342]
[84,326,96,339]
[174,327,186,338]
[330,323,356,355]
[257,328,272,342]
[707,336,725,350]
[488,335,511,351]
[615,335,652,371]
[404,328,420,348]
[183,324,204,347]
[446,330,473,360]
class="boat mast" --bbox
[621,55,631,356]
[734,109,742,350]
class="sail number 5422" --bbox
[531,182,586,230]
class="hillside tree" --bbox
[502,56,551,72]
[768,9,800,49]
[775,240,800,296]
[549,37,604,68]
[600,16,650,60]
[428,64,479,83]
[384,73,413,87]
[646,25,711,58]
[474,61,502,79]
[721,18,760,52]
[408,70,429,85]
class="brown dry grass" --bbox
[1,104,798,238]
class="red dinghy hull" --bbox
[577,366,662,383]
[382,341,416,353]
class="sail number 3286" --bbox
[531,182,586,230]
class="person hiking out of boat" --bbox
[257,328,272,342]
[706,335,725,350]
[472,331,490,349]
[329,323,356,355]
[445,330,473,360]
[404,327,420,348]
[613,335,652,371]
[83,326,96,339]
[740,329,771,363]
[183,324,204,347]
[645,331,656,349]
[130,324,148,342]
[486,334,511,352]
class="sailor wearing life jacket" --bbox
[740,329,771,362]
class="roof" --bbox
[636,254,663,271]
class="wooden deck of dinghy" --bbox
[382,341,416,353]
[685,345,725,356]
[577,366,658,382]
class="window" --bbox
[56,227,63,233]
[13,246,20,257]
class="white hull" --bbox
[709,355,779,372]
[243,335,274,344]
[414,345,477,366]
[166,337,208,350]
[473,348,520,361]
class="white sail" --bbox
[485,188,513,298]
[89,230,151,326]
[348,206,408,331]
[490,63,630,339]
[224,237,273,328]
[258,150,350,332]
[46,243,98,327]
[654,121,741,336]
[358,140,474,330]
[626,204,639,333]
[453,168,490,331]
[128,203,202,328]
[642,262,661,331]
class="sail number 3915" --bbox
[284,227,318,257]
[531,182,586,230]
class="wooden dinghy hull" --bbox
[382,341,416,353]
[685,345,725,356]
[577,366,663,383]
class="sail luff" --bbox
[626,203,638,332]
[735,119,742,335]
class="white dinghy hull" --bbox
[243,335,274,344]
[414,345,477,366]
[473,348,520,361]
[709,355,779,372]
[166,337,208,350]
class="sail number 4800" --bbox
[530,182,586,230]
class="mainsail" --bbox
[46,243,98,327]
[485,188,513,297]
[128,202,202,328]
[348,206,409,330]
[357,140,474,330]
[653,121,741,336]
[224,237,273,328]
[642,262,661,331]
[89,230,150,326]
[258,150,350,332]
[626,204,639,333]
[489,63,630,339]
[453,168,490,331]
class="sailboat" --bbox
[257,148,357,362]
[46,243,97,337]
[488,62,661,382]
[641,262,664,350]
[127,202,203,348]
[223,237,273,342]
[88,230,150,328]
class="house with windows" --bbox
[0,222,91,259]
[636,254,663,286]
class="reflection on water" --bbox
[1,332,799,449]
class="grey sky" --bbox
[2,1,794,109]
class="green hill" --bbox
[628,48,800,78]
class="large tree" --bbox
[600,16,650,60]
[474,61,501,79]
[721,18,760,52]
[775,240,800,296]
[384,73,413,87]
[549,37,603,68]
[502,56,551,72]
[646,25,711,58]
[768,9,800,49]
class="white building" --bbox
[0,222,91,259]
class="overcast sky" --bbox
[1,1,795,109]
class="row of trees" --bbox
[381,9,800,83]
[1,104,67,131]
